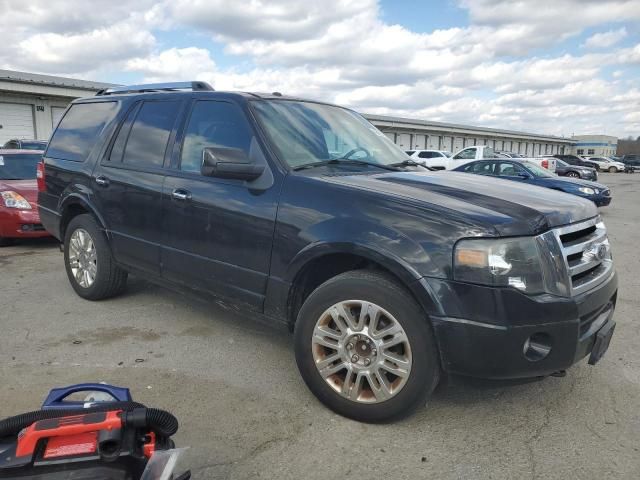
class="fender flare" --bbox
[58,193,109,239]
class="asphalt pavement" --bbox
[1,172,638,479]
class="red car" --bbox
[0,149,51,246]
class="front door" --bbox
[92,99,183,275]
[161,99,280,310]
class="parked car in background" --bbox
[405,149,452,169]
[621,154,640,173]
[554,154,598,170]
[2,139,47,151]
[496,151,526,158]
[584,157,625,173]
[450,145,557,172]
[0,150,50,246]
[453,159,611,206]
[555,159,598,181]
[39,82,618,422]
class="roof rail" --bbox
[95,81,214,96]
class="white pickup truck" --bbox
[415,145,557,172]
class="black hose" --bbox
[0,401,144,439]
[122,408,179,437]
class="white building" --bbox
[0,69,114,144]
[570,135,618,157]
[365,114,573,156]
[0,69,578,156]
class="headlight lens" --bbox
[1,191,31,209]
[454,237,545,294]
[578,187,595,195]
[454,234,570,296]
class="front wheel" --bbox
[294,270,440,422]
[64,214,128,300]
[609,166,617,173]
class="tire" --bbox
[0,237,15,247]
[608,166,617,173]
[294,270,440,423]
[566,171,579,178]
[64,214,127,300]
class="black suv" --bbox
[621,154,640,173]
[553,154,599,170]
[38,82,618,422]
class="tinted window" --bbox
[180,101,254,174]
[466,162,494,175]
[454,148,476,160]
[109,104,140,163]
[0,154,42,180]
[418,151,434,158]
[20,141,47,150]
[497,162,524,176]
[122,101,180,169]
[4,141,19,149]
[47,102,117,162]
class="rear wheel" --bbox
[608,166,617,173]
[294,270,440,422]
[64,214,127,300]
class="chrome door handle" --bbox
[95,176,109,187]
[171,189,192,201]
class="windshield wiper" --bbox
[388,159,432,170]
[292,158,400,172]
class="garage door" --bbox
[453,137,464,152]
[396,133,412,149]
[0,103,35,144]
[412,134,427,149]
[51,106,66,129]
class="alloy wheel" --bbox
[311,300,412,403]
[68,228,98,288]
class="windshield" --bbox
[442,151,452,157]
[251,100,409,168]
[523,161,555,178]
[0,154,42,180]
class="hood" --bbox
[321,171,597,236]
[544,176,608,191]
[0,179,38,207]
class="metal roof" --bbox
[364,113,573,143]
[0,69,116,92]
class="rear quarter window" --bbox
[46,102,118,162]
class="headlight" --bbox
[454,235,569,296]
[578,187,595,195]
[1,191,31,209]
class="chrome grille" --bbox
[553,217,613,296]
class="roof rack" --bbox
[95,81,214,96]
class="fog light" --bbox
[523,332,552,362]
[21,224,32,231]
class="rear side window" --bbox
[121,101,180,169]
[46,102,117,162]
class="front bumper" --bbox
[0,207,50,239]
[426,270,618,379]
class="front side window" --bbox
[497,162,524,177]
[466,162,494,175]
[121,101,180,169]
[418,151,434,159]
[180,101,254,174]
[523,162,554,178]
[47,102,117,162]
[251,100,408,168]
[0,154,42,180]
[454,148,476,160]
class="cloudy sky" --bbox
[2,0,639,137]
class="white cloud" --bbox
[583,28,628,49]
[0,0,639,137]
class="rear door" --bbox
[92,98,184,275]
[161,99,280,310]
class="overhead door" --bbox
[412,134,427,149]
[396,133,412,149]
[453,137,464,152]
[0,103,35,144]
[51,106,66,129]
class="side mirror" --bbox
[201,147,264,181]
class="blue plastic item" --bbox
[41,383,133,410]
